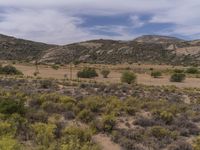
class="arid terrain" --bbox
[8,62,200,88]
[0,34,200,150]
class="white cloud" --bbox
[0,0,200,43]
[0,9,93,44]
[130,15,145,28]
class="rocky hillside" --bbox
[0,34,200,65]
[0,34,55,61]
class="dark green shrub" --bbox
[121,71,137,84]
[186,67,199,74]
[170,73,186,82]
[0,98,25,115]
[151,71,162,78]
[101,69,110,78]
[0,65,23,75]
[77,68,98,78]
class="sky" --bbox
[0,0,200,45]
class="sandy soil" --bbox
[12,63,200,88]
[93,134,122,150]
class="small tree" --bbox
[121,71,137,84]
[170,73,186,82]
[101,69,110,78]
[151,71,162,78]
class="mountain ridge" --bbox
[0,33,200,65]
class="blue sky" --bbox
[0,0,200,44]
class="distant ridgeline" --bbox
[0,34,200,65]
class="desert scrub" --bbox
[77,109,94,123]
[0,65,23,75]
[150,126,178,140]
[186,67,199,74]
[151,71,162,78]
[170,73,186,82]
[121,71,137,84]
[77,68,98,78]
[0,136,22,150]
[61,126,99,150]
[31,123,56,147]
[101,114,116,132]
[101,69,110,78]
[173,68,185,73]
[193,136,200,150]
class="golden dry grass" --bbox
[10,63,200,88]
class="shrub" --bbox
[0,136,22,150]
[77,68,98,78]
[0,122,16,137]
[121,71,137,84]
[158,111,174,124]
[151,71,162,78]
[168,141,192,150]
[31,123,56,147]
[101,114,116,132]
[150,126,178,140]
[170,73,186,82]
[193,136,200,150]
[101,69,110,78]
[51,65,59,70]
[0,65,23,75]
[63,126,93,143]
[42,101,66,114]
[186,67,199,74]
[0,98,25,115]
[61,138,99,150]
[77,109,94,123]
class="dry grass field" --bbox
[9,63,200,88]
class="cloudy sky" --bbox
[0,0,200,44]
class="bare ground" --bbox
[93,134,122,150]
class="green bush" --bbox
[121,71,137,84]
[150,126,178,140]
[0,98,25,115]
[77,68,98,78]
[151,71,162,78]
[77,109,94,123]
[101,69,110,78]
[0,136,22,150]
[101,114,116,132]
[31,123,56,147]
[186,67,199,74]
[170,73,186,82]
[0,65,23,75]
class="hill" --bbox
[0,34,56,61]
[0,34,200,65]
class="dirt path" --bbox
[93,134,122,150]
